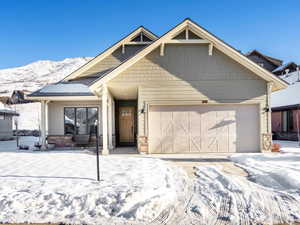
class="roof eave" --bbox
[90,18,289,93]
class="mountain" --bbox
[0,57,93,96]
[0,57,93,131]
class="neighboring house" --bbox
[0,90,33,105]
[246,50,283,72]
[27,18,287,154]
[0,91,11,105]
[272,62,299,76]
[272,71,300,141]
[8,90,33,104]
[0,104,19,140]
[246,50,299,77]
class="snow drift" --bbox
[0,152,187,224]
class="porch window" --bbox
[282,110,293,132]
[64,107,98,135]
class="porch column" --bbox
[102,84,109,155]
[108,95,113,149]
[267,82,273,133]
[45,101,49,137]
[40,100,47,150]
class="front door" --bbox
[119,106,135,144]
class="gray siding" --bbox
[0,116,13,140]
[110,44,267,137]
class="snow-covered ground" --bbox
[1,138,300,225]
[273,140,300,153]
[0,150,187,224]
[190,164,300,225]
[231,153,300,190]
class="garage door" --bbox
[148,105,260,153]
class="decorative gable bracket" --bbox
[158,26,213,56]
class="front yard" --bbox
[0,138,300,225]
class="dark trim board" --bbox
[115,100,137,147]
[272,104,300,112]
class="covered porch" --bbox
[33,82,142,155]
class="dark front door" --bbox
[119,106,135,144]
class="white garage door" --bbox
[148,105,260,153]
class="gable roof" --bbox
[246,50,283,67]
[89,18,288,92]
[63,26,158,81]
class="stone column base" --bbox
[262,133,272,152]
[138,136,148,153]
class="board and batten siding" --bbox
[48,101,102,135]
[109,44,268,144]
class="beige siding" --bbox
[75,45,147,78]
[109,45,268,143]
[48,101,101,135]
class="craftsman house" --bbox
[27,18,287,154]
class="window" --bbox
[282,110,294,132]
[64,107,98,135]
[0,115,4,120]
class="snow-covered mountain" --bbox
[0,57,93,95]
[0,57,92,130]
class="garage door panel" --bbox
[203,111,218,152]
[173,112,189,136]
[150,138,162,153]
[174,136,189,153]
[161,111,173,136]
[190,111,201,152]
[162,135,173,153]
[149,105,259,153]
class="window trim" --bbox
[64,107,99,135]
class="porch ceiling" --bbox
[108,83,138,100]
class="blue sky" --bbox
[0,0,299,69]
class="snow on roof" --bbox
[278,71,300,85]
[272,62,297,73]
[40,83,91,93]
[29,82,94,96]
[272,81,300,108]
